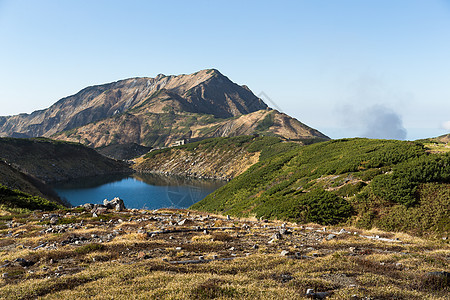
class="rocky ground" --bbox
[0,205,448,299]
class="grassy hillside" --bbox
[191,138,449,235]
[0,137,130,183]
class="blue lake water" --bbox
[52,173,226,209]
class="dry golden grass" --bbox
[0,208,448,299]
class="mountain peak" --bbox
[0,69,328,147]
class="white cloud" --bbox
[441,121,450,131]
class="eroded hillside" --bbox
[132,136,311,180]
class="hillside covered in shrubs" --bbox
[191,138,450,235]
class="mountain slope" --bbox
[191,138,449,235]
[52,108,328,148]
[0,69,328,147]
[134,136,270,180]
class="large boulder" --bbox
[103,197,126,211]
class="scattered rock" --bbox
[83,203,94,210]
[426,271,450,285]
[306,288,331,299]
[326,234,336,240]
[178,219,188,226]
[271,232,282,240]
[14,258,34,267]
[272,273,293,283]
[280,250,290,256]
[49,217,59,225]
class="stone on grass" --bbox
[326,234,336,240]
[49,217,59,225]
[104,197,126,211]
[271,232,282,240]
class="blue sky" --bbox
[1,0,449,140]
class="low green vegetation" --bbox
[192,138,449,235]
[0,184,63,211]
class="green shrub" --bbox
[371,153,450,206]
[0,184,63,211]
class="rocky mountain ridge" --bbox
[0,69,266,138]
[0,69,328,148]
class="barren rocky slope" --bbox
[132,136,314,180]
[134,143,260,180]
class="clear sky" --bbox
[1,0,449,140]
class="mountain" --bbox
[0,69,328,147]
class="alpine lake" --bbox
[51,173,226,210]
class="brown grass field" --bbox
[0,207,448,299]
